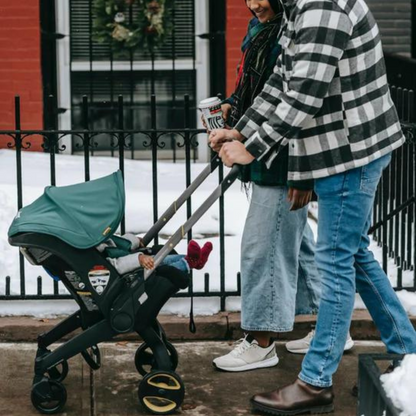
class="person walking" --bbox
[210,0,416,413]
[211,0,352,374]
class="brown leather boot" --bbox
[251,378,334,415]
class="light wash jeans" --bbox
[300,153,416,388]
[161,254,189,273]
[241,184,321,333]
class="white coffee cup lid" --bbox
[199,96,221,109]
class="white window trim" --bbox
[55,0,72,153]
[55,0,210,162]
[71,59,195,71]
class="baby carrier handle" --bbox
[144,164,241,280]
[141,156,222,247]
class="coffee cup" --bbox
[199,97,225,131]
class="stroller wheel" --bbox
[31,378,67,414]
[138,370,185,415]
[135,342,178,376]
[47,360,69,383]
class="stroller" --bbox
[8,159,239,415]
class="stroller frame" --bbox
[9,157,239,415]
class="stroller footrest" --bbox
[110,273,147,333]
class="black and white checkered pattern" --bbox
[235,0,405,183]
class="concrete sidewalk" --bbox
[0,341,386,416]
[2,310,413,342]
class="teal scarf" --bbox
[232,15,283,123]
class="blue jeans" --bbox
[161,255,189,273]
[299,153,416,387]
[241,185,321,332]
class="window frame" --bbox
[55,0,210,162]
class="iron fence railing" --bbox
[0,94,240,310]
[1,88,416,308]
[372,87,416,291]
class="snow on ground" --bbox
[381,354,416,416]
[0,149,416,317]
[0,149,247,316]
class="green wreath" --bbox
[93,0,173,53]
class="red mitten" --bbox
[195,242,213,270]
[185,240,201,269]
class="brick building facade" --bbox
[0,0,44,151]
[0,0,413,153]
[225,0,252,97]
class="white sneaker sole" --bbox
[213,355,279,372]
[286,339,355,355]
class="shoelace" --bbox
[232,337,253,356]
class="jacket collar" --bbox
[280,0,297,6]
[279,0,297,12]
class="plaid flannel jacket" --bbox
[235,0,405,184]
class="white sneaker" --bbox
[213,334,279,372]
[286,330,355,354]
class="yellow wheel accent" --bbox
[147,373,181,390]
[143,397,176,413]
[139,371,185,415]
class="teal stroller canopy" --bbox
[8,171,125,249]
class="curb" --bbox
[1,310,415,343]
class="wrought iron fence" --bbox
[1,88,416,309]
[0,94,240,311]
[372,87,416,291]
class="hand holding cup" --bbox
[201,103,232,132]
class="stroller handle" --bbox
[141,156,222,247]
[144,164,241,280]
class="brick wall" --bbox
[226,0,252,97]
[0,0,43,151]
[0,0,411,153]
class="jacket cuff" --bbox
[245,132,270,160]
[107,253,140,275]
[234,115,261,141]
[287,179,315,190]
[221,95,235,106]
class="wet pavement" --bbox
[0,341,386,416]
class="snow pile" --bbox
[1,149,416,317]
[381,354,416,416]
[0,149,248,315]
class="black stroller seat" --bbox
[8,171,193,415]
[8,162,240,415]
[9,229,189,414]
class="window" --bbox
[55,0,210,160]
